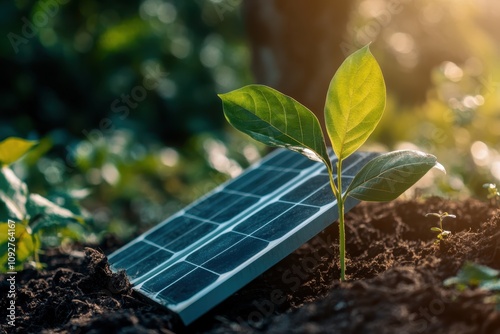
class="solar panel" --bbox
[108,148,378,325]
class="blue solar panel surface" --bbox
[108,148,378,324]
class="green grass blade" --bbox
[325,45,386,161]
[219,85,331,170]
[345,150,445,202]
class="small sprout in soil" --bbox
[426,211,455,244]
[220,45,445,281]
[483,183,500,205]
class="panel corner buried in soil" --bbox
[107,148,378,325]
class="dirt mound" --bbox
[1,197,499,333]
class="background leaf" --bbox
[345,150,445,201]
[0,137,37,166]
[219,85,331,170]
[0,167,28,220]
[26,193,84,234]
[325,45,386,161]
[46,189,91,217]
[444,262,499,288]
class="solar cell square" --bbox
[144,216,202,245]
[224,169,264,192]
[302,180,338,206]
[111,241,161,269]
[209,195,260,223]
[251,170,300,195]
[185,191,260,224]
[141,261,196,294]
[279,174,330,203]
[226,169,300,196]
[232,202,293,235]
[157,268,219,304]
[165,222,218,252]
[125,248,174,280]
[185,191,233,219]
[186,232,244,266]
[252,205,320,241]
[202,236,268,273]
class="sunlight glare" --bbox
[160,147,180,167]
[204,139,242,177]
[470,141,489,166]
[389,32,415,54]
[491,161,500,181]
[102,163,120,185]
[442,61,463,82]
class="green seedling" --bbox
[0,137,86,272]
[483,183,500,205]
[425,211,455,244]
[219,45,445,281]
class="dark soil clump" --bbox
[2,197,499,333]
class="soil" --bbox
[1,197,500,333]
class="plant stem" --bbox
[328,160,346,281]
[338,197,345,281]
[337,160,346,281]
[327,165,339,199]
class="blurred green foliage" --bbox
[0,137,87,271]
[345,0,500,200]
[15,129,264,241]
[371,59,500,200]
[444,262,500,310]
[2,0,500,245]
[1,0,261,242]
[1,0,250,144]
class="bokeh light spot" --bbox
[470,141,489,166]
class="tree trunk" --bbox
[243,0,353,134]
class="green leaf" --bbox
[0,167,28,220]
[26,193,84,234]
[219,85,331,170]
[345,150,445,202]
[482,281,500,291]
[444,262,499,288]
[325,45,386,161]
[430,227,442,232]
[0,137,37,166]
[47,189,91,216]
